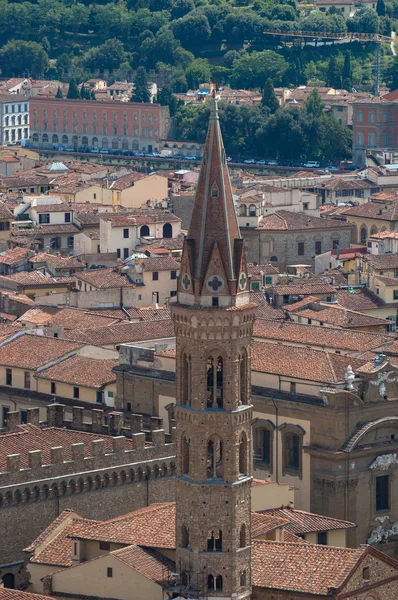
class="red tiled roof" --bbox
[136,256,180,272]
[295,304,389,328]
[257,506,356,535]
[365,253,398,269]
[247,263,279,279]
[257,210,352,231]
[271,282,336,296]
[36,355,118,388]
[50,307,121,330]
[75,268,135,289]
[251,512,290,537]
[251,341,367,382]
[0,589,56,600]
[112,545,176,584]
[253,320,389,352]
[32,203,71,213]
[344,201,398,221]
[0,248,29,266]
[335,287,384,311]
[64,320,174,347]
[0,334,81,369]
[252,540,363,595]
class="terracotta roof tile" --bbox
[345,201,398,221]
[271,282,336,296]
[75,268,135,289]
[135,256,180,272]
[0,248,29,266]
[252,540,363,595]
[257,210,352,231]
[29,252,83,269]
[0,271,74,287]
[365,253,398,269]
[64,320,174,347]
[0,589,56,600]
[253,321,389,352]
[112,545,176,584]
[251,512,290,537]
[49,307,122,329]
[37,355,118,388]
[251,340,367,382]
[257,506,356,535]
[295,304,389,328]
[247,263,279,279]
[335,287,384,311]
[32,203,71,213]
[0,334,81,369]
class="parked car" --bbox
[101,149,109,154]
[65,147,74,152]
[325,165,339,171]
[244,159,256,164]
[303,161,320,168]
[267,160,278,166]
[185,155,197,160]
[90,148,100,153]
[134,152,145,157]
[256,160,266,165]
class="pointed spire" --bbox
[178,97,249,306]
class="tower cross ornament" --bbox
[207,275,224,292]
[239,272,247,290]
[182,273,191,290]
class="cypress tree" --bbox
[55,86,63,98]
[261,78,279,114]
[130,67,151,103]
[67,77,80,99]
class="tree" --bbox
[348,8,379,33]
[186,59,211,89]
[56,86,63,98]
[229,51,288,88]
[157,84,183,116]
[327,55,342,88]
[376,0,386,15]
[262,79,279,113]
[304,89,324,118]
[0,40,49,77]
[171,0,195,19]
[67,77,80,99]
[81,39,126,72]
[342,51,352,89]
[171,14,211,48]
[131,66,151,103]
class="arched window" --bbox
[62,135,68,145]
[216,576,223,590]
[112,138,118,149]
[369,110,375,123]
[270,256,278,262]
[82,136,88,147]
[240,205,247,216]
[357,110,363,123]
[357,131,364,145]
[182,435,190,474]
[122,138,128,150]
[240,571,247,587]
[92,137,98,147]
[239,433,247,475]
[183,353,191,406]
[207,437,223,478]
[2,573,15,589]
[370,225,378,236]
[42,133,49,143]
[103,123,108,135]
[72,135,78,149]
[368,132,376,147]
[93,123,98,135]
[53,120,57,131]
[207,355,223,408]
[82,122,87,133]
[239,350,247,405]
[140,225,150,237]
[163,223,172,238]
[281,423,305,478]
[4,116,9,127]
[102,137,108,149]
[181,525,189,548]
[52,134,59,144]
[208,575,214,590]
[181,573,189,587]
[32,133,39,142]
[207,529,222,551]
[240,524,246,548]
[360,226,368,244]
[132,138,139,150]
[249,204,256,216]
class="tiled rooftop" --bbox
[253,320,389,352]
[112,545,176,585]
[344,201,398,221]
[294,304,389,328]
[64,319,174,347]
[136,256,180,272]
[271,282,336,296]
[257,210,353,231]
[0,334,81,369]
[257,506,356,535]
[75,268,135,289]
[37,355,118,388]
[251,540,363,595]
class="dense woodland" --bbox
[1,0,398,159]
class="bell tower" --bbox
[171,97,255,600]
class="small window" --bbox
[64,212,71,223]
[152,272,159,281]
[20,410,28,424]
[39,213,50,225]
[286,433,300,471]
[317,531,328,545]
[123,248,129,259]
[93,193,97,200]
[138,294,142,301]
[362,566,370,580]
[393,290,398,300]
[315,241,322,255]
[100,541,111,551]
[303,202,309,210]
[73,542,78,555]
[290,382,296,394]
[297,242,304,256]
[117,249,121,259]
[171,270,177,280]
[170,290,177,297]
[123,228,129,239]
[6,369,12,386]
[212,297,219,307]
[24,371,30,390]
[107,567,113,578]
[376,475,389,511]
[73,387,80,399]
[51,382,56,394]
[96,391,104,404]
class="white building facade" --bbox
[0,93,29,145]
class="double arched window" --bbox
[207,437,223,478]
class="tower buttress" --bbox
[171,97,254,600]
